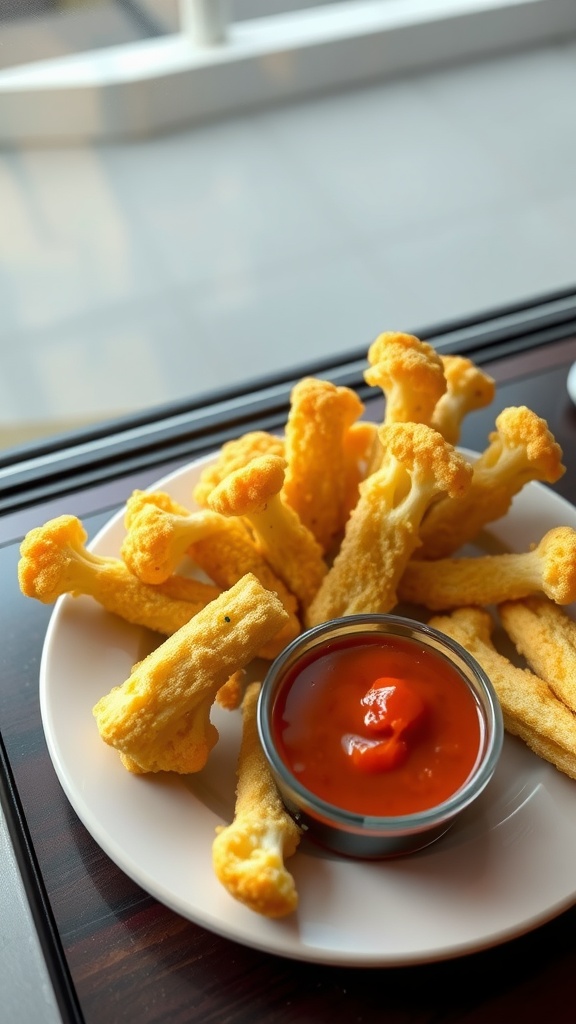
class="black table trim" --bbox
[2,300,576,1022]
[0,734,84,1024]
[1,286,575,517]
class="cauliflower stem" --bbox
[212,681,301,917]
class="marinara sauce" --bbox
[272,634,483,817]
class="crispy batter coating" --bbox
[429,607,576,779]
[431,355,495,445]
[212,682,301,917]
[499,597,576,714]
[18,514,221,635]
[208,454,327,612]
[215,670,246,711]
[124,488,190,527]
[341,419,379,519]
[93,574,289,774]
[282,377,364,553]
[305,423,472,626]
[364,332,447,426]
[193,432,285,508]
[122,494,225,584]
[398,527,576,610]
[418,406,566,559]
[188,517,301,660]
[122,490,300,660]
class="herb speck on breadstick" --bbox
[92,574,289,775]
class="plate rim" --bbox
[39,449,576,967]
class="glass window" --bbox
[1,0,575,454]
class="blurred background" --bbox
[1,0,575,450]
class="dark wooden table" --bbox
[3,301,576,1024]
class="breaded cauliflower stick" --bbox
[398,527,576,610]
[213,682,301,918]
[365,332,446,427]
[93,574,289,775]
[499,597,576,714]
[208,454,327,612]
[418,406,565,560]
[282,376,364,553]
[193,431,285,508]
[430,607,576,779]
[121,490,225,584]
[363,333,447,475]
[430,355,495,445]
[305,423,472,627]
[18,514,221,634]
[120,490,301,659]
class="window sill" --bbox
[1,0,575,143]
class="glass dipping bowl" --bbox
[257,614,503,859]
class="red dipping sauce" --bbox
[272,634,483,817]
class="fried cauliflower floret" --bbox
[122,490,300,660]
[93,574,289,775]
[499,597,576,714]
[212,682,301,918]
[429,607,576,779]
[187,515,301,660]
[282,377,364,553]
[305,423,472,626]
[18,514,221,635]
[124,488,190,527]
[122,497,226,584]
[208,454,327,612]
[398,526,576,610]
[418,406,566,559]
[430,355,495,445]
[193,431,285,508]
[365,332,447,427]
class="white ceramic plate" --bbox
[40,452,576,967]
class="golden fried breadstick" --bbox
[282,377,364,553]
[193,431,285,508]
[93,574,289,775]
[418,406,565,559]
[430,355,495,445]
[398,527,576,610]
[305,423,472,627]
[212,681,301,918]
[18,514,221,635]
[499,597,576,714]
[429,607,576,779]
[207,454,327,611]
